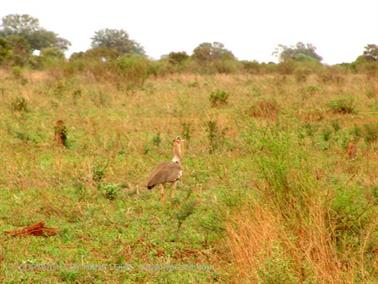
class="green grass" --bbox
[0,71,377,283]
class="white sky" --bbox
[1,0,377,64]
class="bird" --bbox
[147,136,184,202]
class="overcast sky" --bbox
[1,0,377,64]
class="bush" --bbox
[206,120,227,154]
[11,97,29,112]
[212,59,241,74]
[98,183,121,200]
[328,97,356,114]
[241,60,261,74]
[362,123,378,144]
[115,54,151,88]
[209,90,229,107]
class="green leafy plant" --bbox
[206,120,227,154]
[362,122,378,144]
[11,97,29,112]
[328,97,356,114]
[99,183,121,200]
[209,90,229,107]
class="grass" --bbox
[0,71,377,283]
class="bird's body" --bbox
[146,136,184,201]
[147,161,182,189]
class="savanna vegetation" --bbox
[0,14,377,283]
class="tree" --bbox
[40,47,65,60]
[0,14,70,51]
[192,42,235,63]
[70,47,120,62]
[3,35,31,66]
[0,37,12,64]
[91,29,145,55]
[28,29,70,51]
[273,42,322,62]
[361,44,378,61]
[167,51,189,65]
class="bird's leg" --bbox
[160,184,166,204]
[170,181,177,200]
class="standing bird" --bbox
[147,136,184,202]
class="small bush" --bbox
[365,89,376,98]
[302,85,321,96]
[11,97,29,112]
[92,162,109,184]
[151,132,161,147]
[331,185,372,245]
[328,97,356,114]
[11,66,23,79]
[209,90,229,107]
[206,120,227,154]
[115,54,151,88]
[362,123,378,144]
[99,183,121,200]
[181,122,191,142]
[321,127,332,141]
[331,120,341,132]
[175,199,197,233]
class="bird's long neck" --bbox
[172,144,182,163]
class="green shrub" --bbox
[115,54,151,88]
[321,127,332,141]
[92,162,109,184]
[11,97,29,112]
[209,90,229,107]
[362,123,378,144]
[11,66,23,79]
[212,59,241,74]
[302,85,321,96]
[181,122,191,142]
[257,245,299,284]
[331,185,372,245]
[99,183,121,200]
[175,199,197,233]
[206,120,227,154]
[151,132,161,147]
[328,97,356,114]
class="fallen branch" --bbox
[4,221,58,237]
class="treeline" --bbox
[1,14,377,83]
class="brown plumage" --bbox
[147,162,182,189]
[147,136,184,201]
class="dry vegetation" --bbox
[0,69,377,283]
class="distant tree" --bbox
[28,29,70,51]
[91,29,145,55]
[40,47,65,59]
[192,42,235,63]
[361,44,378,61]
[273,42,322,62]
[4,35,31,65]
[0,14,70,51]
[0,37,12,64]
[167,51,189,64]
[0,14,39,35]
[70,47,121,62]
